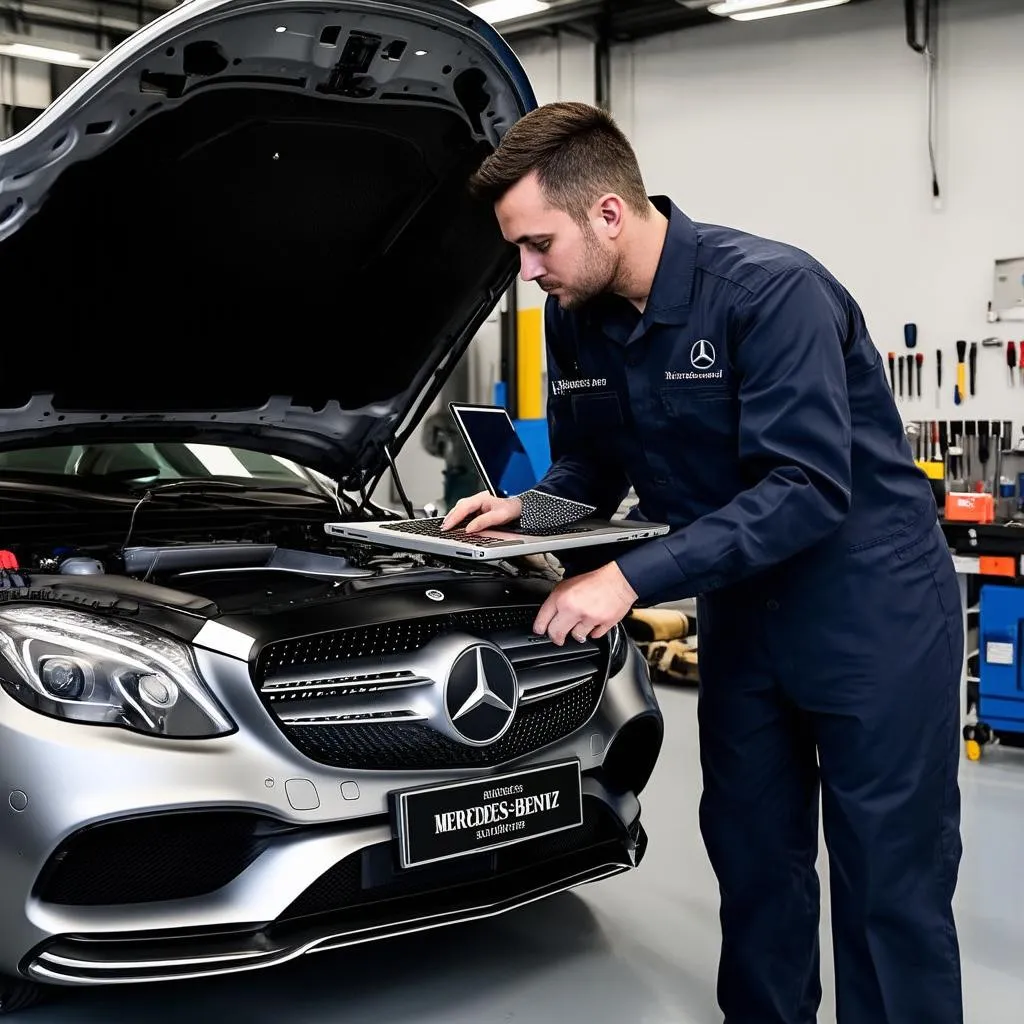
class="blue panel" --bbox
[492,380,507,409]
[978,584,1024,727]
[512,417,551,481]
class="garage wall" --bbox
[0,57,50,113]
[609,0,1024,425]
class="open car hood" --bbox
[0,0,533,490]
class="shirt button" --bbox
[654,476,669,486]
[626,350,642,367]
[766,599,780,611]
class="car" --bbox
[0,0,664,1014]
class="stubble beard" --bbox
[555,226,619,311]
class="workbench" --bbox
[941,520,1024,760]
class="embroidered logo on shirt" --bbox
[689,339,716,370]
[664,340,724,382]
[551,377,608,397]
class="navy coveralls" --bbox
[534,197,964,1024]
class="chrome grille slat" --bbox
[519,676,592,705]
[261,664,426,689]
[261,675,432,696]
[283,711,427,727]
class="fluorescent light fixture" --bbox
[470,1,551,25]
[0,39,97,69]
[708,0,791,13]
[709,0,851,19]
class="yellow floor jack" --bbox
[625,607,699,685]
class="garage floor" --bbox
[27,685,1024,1023]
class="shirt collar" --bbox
[578,195,698,342]
[644,195,698,326]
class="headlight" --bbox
[0,606,234,738]
[607,621,630,676]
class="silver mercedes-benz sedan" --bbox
[0,0,663,1013]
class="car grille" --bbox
[255,606,609,770]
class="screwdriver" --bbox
[969,341,978,397]
[1009,341,1018,386]
[899,355,905,398]
[936,349,942,408]
[955,340,967,404]
[888,351,896,392]
[916,352,924,397]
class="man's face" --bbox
[494,171,618,310]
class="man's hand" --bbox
[442,491,522,534]
[533,561,638,645]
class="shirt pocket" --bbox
[571,391,625,428]
[658,384,739,445]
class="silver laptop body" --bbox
[324,403,669,561]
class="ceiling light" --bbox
[0,40,97,68]
[708,0,791,13]
[470,1,551,25]
[709,0,851,19]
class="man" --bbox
[442,101,964,1024]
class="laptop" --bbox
[323,403,669,562]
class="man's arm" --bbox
[526,298,631,519]
[614,267,854,604]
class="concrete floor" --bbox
[25,685,1024,1023]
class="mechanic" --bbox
[442,101,964,1024]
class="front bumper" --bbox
[25,789,645,986]
[0,641,661,984]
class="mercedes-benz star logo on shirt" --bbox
[690,339,716,370]
[445,645,519,745]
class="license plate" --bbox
[393,759,583,870]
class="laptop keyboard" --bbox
[378,517,590,546]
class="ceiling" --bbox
[2,1,880,49]
[493,1,721,44]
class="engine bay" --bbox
[0,494,531,617]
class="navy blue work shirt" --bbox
[533,196,936,607]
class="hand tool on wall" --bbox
[931,420,941,461]
[992,421,1003,498]
[888,351,896,392]
[904,323,917,350]
[1009,341,1018,386]
[938,420,948,466]
[964,420,976,487]
[916,352,924,397]
[948,422,964,490]
[935,349,942,408]
[978,421,990,492]
[898,355,905,398]
[969,341,977,397]
[955,340,967,404]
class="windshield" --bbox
[0,442,333,492]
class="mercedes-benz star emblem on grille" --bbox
[445,645,519,745]
[425,589,445,602]
[690,338,716,370]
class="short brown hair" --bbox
[468,101,650,223]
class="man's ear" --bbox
[594,194,625,239]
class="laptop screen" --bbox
[450,405,539,499]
